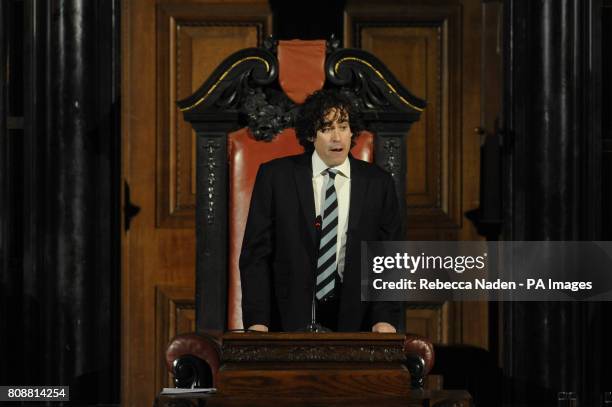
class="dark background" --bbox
[1,0,611,406]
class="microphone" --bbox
[299,215,331,333]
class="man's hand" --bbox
[247,324,269,332]
[372,322,396,333]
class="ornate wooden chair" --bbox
[164,37,434,389]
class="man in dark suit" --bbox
[240,89,401,333]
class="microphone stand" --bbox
[301,215,331,333]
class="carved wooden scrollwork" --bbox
[325,48,426,114]
[177,47,278,114]
[178,39,425,141]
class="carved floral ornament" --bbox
[203,140,220,225]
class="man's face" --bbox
[312,108,352,167]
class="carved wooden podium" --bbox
[158,333,471,407]
[217,333,411,398]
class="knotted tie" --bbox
[316,168,339,300]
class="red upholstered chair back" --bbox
[227,128,374,329]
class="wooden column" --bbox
[503,0,603,406]
[10,0,121,403]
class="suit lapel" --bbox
[294,153,317,246]
[338,157,370,329]
[347,156,368,234]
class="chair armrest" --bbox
[165,333,221,388]
[404,333,435,389]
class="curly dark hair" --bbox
[294,89,364,152]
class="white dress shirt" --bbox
[312,151,350,282]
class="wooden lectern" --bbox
[158,333,471,406]
[218,333,410,398]
[156,333,471,407]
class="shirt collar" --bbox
[312,150,351,179]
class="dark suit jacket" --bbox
[240,152,402,332]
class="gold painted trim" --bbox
[179,56,271,112]
[334,57,424,112]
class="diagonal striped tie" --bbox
[316,168,339,301]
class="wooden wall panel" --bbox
[155,286,196,392]
[347,4,463,236]
[361,27,437,204]
[122,1,272,406]
[345,0,487,349]
[406,303,449,344]
[157,4,268,228]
